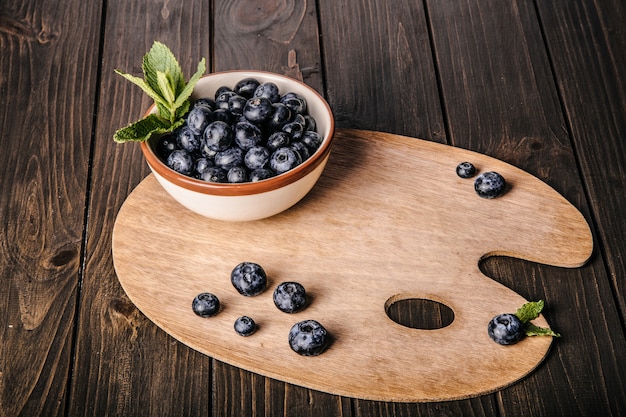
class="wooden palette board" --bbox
[112,129,593,402]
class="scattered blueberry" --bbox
[192,292,220,317]
[474,171,507,198]
[215,90,236,110]
[488,313,525,345]
[231,262,268,296]
[456,161,476,178]
[234,316,257,336]
[282,120,304,141]
[288,320,328,356]
[273,282,307,313]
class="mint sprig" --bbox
[113,41,206,143]
[515,300,561,338]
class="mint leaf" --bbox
[114,114,179,143]
[515,300,544,323]
[143,41,185,99]
[525,322,561,338]
[113,41,206,142]
[174,58,207,111]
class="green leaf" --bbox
[143,41,185,98]
[173,58,206,110]
[114,70,169,109]
[525,322,561,338]
[113,114,172,143]
[515,300,544,323]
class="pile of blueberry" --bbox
[456,161,507,198]
[155,77,323,183]
[191,262,329,356]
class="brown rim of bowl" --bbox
[139,71,335,197]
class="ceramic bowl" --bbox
[140,70,335,221]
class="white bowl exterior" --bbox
[149,154,330,221]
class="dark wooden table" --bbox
[2,0,625,416]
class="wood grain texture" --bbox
[112,129,592,402]
[537,0,626,338]
[68,1,213,415]
[0,1,100,415]
[426,0,626,415]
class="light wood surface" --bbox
[112,128,592,402]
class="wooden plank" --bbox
[0,1,101,415]
[67,1,213,415]
[537,0,626,349]
[426,0,626,415]
[112,129,592,401]
[210,0,345,415]
[316,0,494,415]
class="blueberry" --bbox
[234,121,263,151]
[166,149,194,175]
[303,115,317,132]
[214,86,233,100]
[244,146,270,170]
[231,262,267,296]
[250,168,275,182]
[192,292,220,317]
[227,166,248,183]
[280,92,307,114]
[199,167,227,183]
[300,131,323,153]
[474,171,506,198]
[273,282,307,313]
[214,147,244,170]
[186,106,214,135]
[266,103,292,131]
[176,126,202,153]
[215,90,236,110]
[194,157,215,176]
[456,162,476,178]
[193,97,216,111]
[212,108,233,124]
[291,141,310,161]
[243,97,273,123]
[254,82,280,103]
[155,134,179,161]
[228,94,248,117]
[234,316,257,336]
[282,120,304,141]
[270,147,301,174]
[288,320,328,356]
[266,131,291,151]
[488,313,525,345]
[203,121,233,152]
[234,77,260,99]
